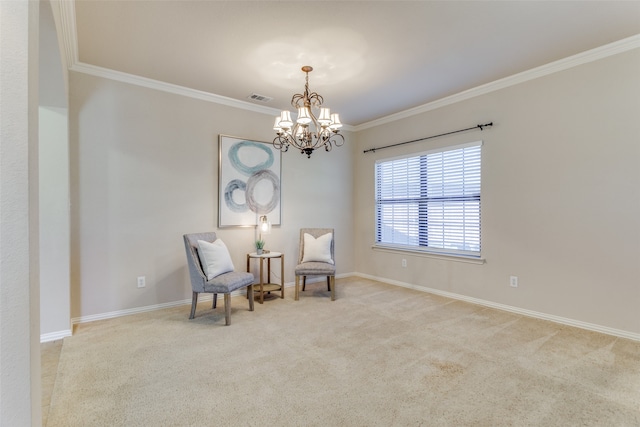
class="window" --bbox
[375,141,481,257]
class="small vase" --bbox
[256,248,263,255]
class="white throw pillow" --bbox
[302,232,334,264]
[197,239,235,280]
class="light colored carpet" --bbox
[46,277,640,426]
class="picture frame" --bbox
[218,135,282,227]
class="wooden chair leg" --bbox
[224,293,231,326]
[212,293,218,309]
[248,285,254,311]
[189,292,198,319]
[295,276,300,301]
[330,276,335,301]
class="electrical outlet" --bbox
[402,259,407,268]
[137,276,146,288]
[510,276,518,288]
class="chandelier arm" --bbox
[330,132,345,147]
[306,92,324,108]
[291,93,305,109]
[272,134,291,152]
[322,132,344,152]
[291,92,323,109]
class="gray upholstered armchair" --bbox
[183,232,254,325]
[294,228,336,301]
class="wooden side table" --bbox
[246,252,284,304]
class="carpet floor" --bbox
[45,277,640,426]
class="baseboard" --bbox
[70,276,352,326]
[40,329,73,343]
[67,272,636,342]
[354,272,640,342]
[70,280,298,326]
[71,298,192,325]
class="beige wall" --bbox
[39,106,71,337]
[0,0,42,424]
[39,0,71,342]
[354,48,640,335]
[69,72,354,319]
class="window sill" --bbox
[372,244,486,265]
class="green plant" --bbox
[255,240,265,250]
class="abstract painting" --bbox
[218,135,281,227]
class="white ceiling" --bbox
[70,0,640,126]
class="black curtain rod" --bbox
[362,122,493,154]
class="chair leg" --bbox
[327,276,331,291]
[302,276,306,291]
[189,292,198,319]
[330,276,335,301]
[248,285,254,312]
[212,293,218,309]
[224,293,231,326]
[295,276,300,301]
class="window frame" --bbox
[373,141,483,260]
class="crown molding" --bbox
[55,0,281,117]
[69,61,357,131]
[354,34,640,132]
[51,0,78,71]
[55,2,637,133]
[71,62,283,116]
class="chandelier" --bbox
[272,66,344,158]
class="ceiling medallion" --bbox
[272,66,344,158]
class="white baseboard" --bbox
[71,298,194,325]
[354,272,640,342]
[40,329,73,343]
[65,272,636,342]
[69,276,348,327]
[70,280,299,326]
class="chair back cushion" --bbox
[299,228,334,264]
[183,232,216,292]
[197,238,235,280]
[301,232,334,264]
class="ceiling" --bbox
[69,1,640,127]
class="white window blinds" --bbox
[375,142,482,256]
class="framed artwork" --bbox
[218,135,281,227]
